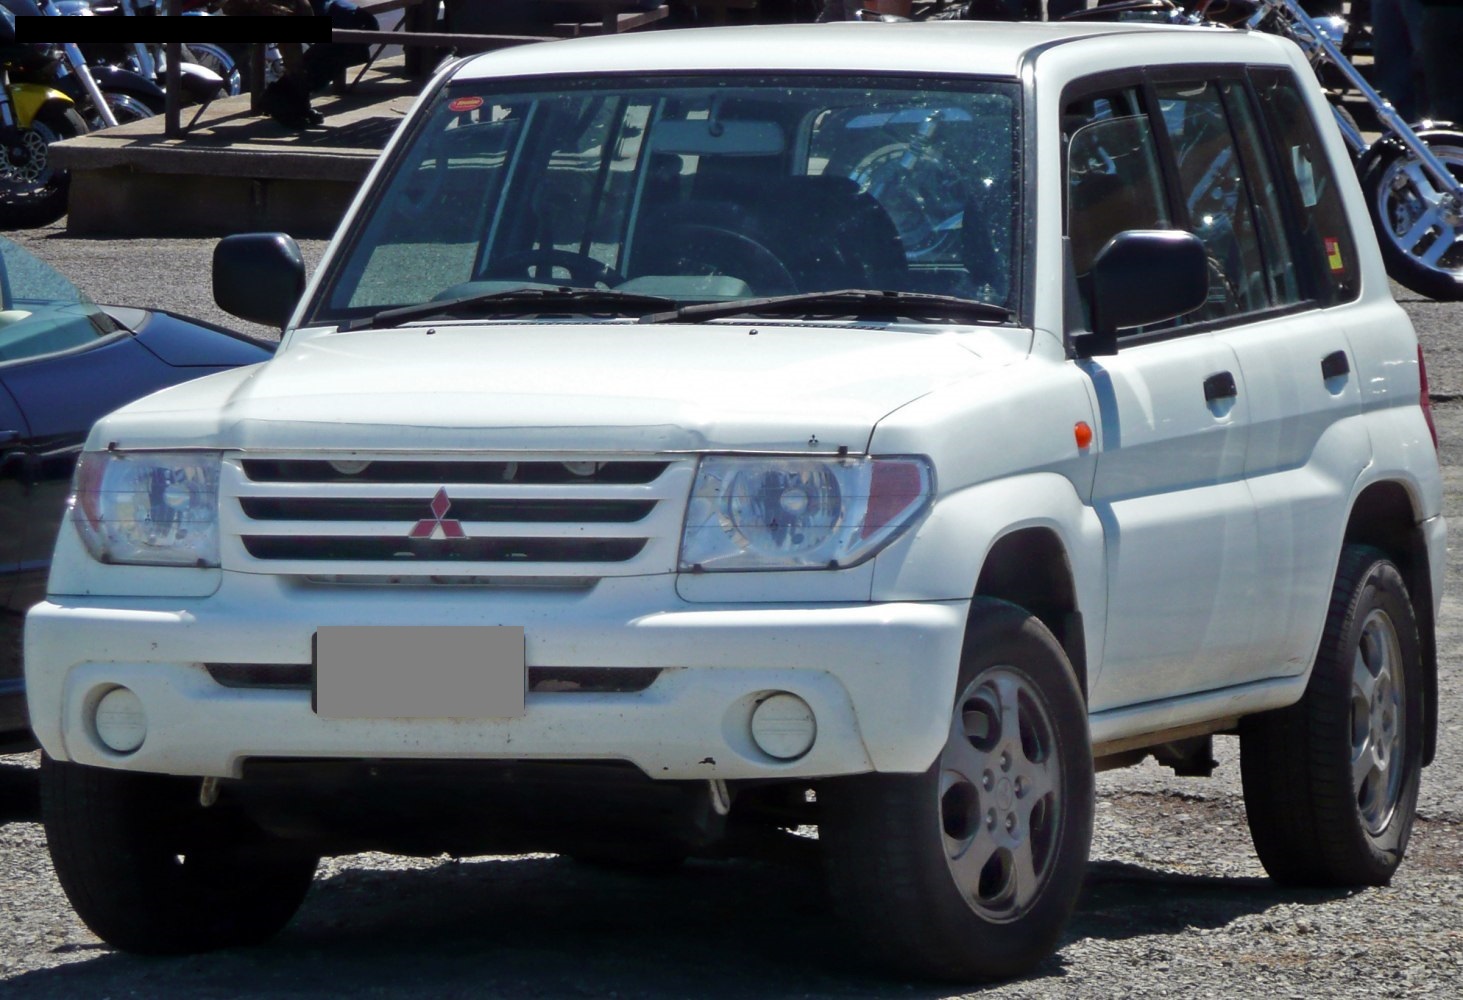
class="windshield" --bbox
[0,235,120,364]
[313,74,1021,325]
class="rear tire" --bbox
[820,600,1093,982]
[1240,546,1424,886]
[41,755,318,954]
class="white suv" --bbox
[26,20,1445,981]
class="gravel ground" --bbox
[0,226,1458,998]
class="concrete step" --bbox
[51,56,427,239]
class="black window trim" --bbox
[1060,63,1352,351]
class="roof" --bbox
[452,20,1286,83]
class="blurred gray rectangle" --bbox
[315,626,525,719]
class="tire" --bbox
[0,106,87,231]
[1357,129,1463,301]
[1239,545,1425,887]
[40,755,318,955]
[819,600,1093,982]
[95,92,161,132]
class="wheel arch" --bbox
[1343,480,1439,765]
[973,526,1088,702]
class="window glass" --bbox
[1250,70,1360,303]
[1063,89,1171,328]
[1218,80,1303,307]
[1154,80,1269,321]
[316,76,1022,324]
[0,237,118,365]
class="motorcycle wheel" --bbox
[0,106,88,231]
[88,92,162,133]
[1358,128,1463,301]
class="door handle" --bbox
[1321,350,1350,380]
[1203,371,1238,403]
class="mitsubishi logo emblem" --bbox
[409,488,466,539]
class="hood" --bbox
[88,323,1028,454]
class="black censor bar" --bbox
[12,15,334,44]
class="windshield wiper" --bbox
[638,289,1012,326]
[342,287,679,332]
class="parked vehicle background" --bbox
[0,234,273,750]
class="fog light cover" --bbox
[94,687,147,753]
[750,692,816,760]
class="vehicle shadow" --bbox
[2,844,1356,998]
[0,758,39,824]
[1069,859,1354,943]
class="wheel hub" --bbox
[939,667,1060,921]
[1351,609,1406,836]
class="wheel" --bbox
[88,92,160,133]
[0,106,87,230]
[41,755,319,954]
[1358,129,1463,301]
[484,248,626,288]
[819,600,1093,982]
[1239,545,1425,887]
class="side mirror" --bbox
[213,233,306,330]
[1073,230,1209,358]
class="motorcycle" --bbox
[0,38,88,228]
[45,0,239,103]
[1054,0,1463,300]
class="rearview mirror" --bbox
[213,233,306,330]
[1073,230,1209,357]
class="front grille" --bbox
[221,455,693,579]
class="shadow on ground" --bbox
[2,832,1363,999]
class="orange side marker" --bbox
[1074,421,1093,450]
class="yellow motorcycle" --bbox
[0,30,88,229]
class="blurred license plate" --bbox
[314,626,525,720]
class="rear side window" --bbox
[1251,70,1361,304]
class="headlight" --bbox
[71,451,222,567]
[680,456,933,571]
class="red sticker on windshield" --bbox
[1325,237,1345,273]
[449,96,484,113]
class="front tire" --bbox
[1240,546,1425,886]
[41,755,318,954]
[1358,129,1463,301]
[0,106,87,230]
[820,600,1093,982]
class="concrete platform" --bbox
[50,56,433,239]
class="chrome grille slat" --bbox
[221,454,692,578]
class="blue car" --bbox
[0,235,273,749]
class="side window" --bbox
[1063,89,1171,326]
[1153,80,1269,321]
[1065,91,1171,274]
[1251,70,1361,303]
[1218,80,1304,308]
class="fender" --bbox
[177,62,226,104]
[1357,124,1463,175]
[8,84,75,130]
[85,64,165,106]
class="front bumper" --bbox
[25,573,969,780]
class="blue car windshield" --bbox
[315,74,1021,324]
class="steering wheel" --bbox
[655,224,798,296]
[483,249,626,288]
